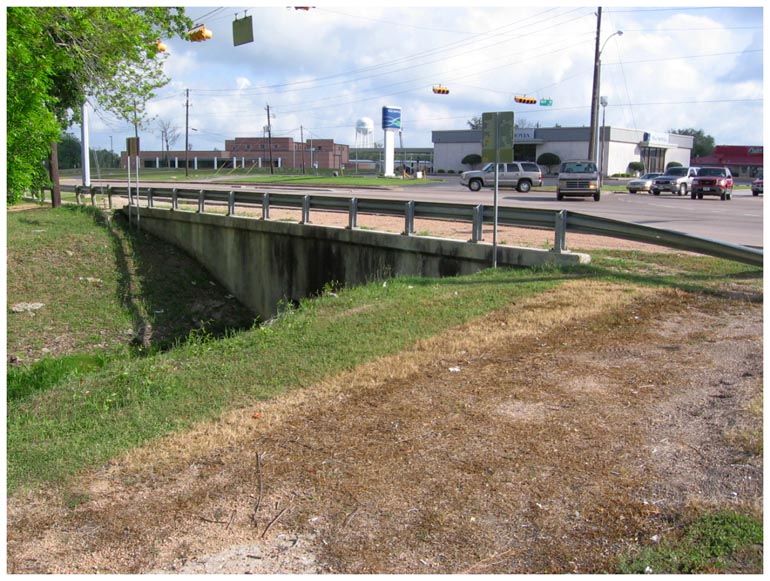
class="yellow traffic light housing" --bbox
[187,24,213,42]
[432,85,449,95]
[514,95,537,104]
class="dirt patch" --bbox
[7,282,762,574]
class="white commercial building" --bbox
[432,126,693,176]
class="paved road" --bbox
[83,176,763,248]
[395,177,764,248]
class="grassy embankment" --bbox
[7,203,762,572]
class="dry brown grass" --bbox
[7,280,762,574]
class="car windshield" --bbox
[640,173,660,179]
[663,167,688,177]
[561,162,597,173]
[698,168,727,177]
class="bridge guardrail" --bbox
[64,184,763,267]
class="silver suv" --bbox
[461,162,543,193]
[651,166,700,196]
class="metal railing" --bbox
[66,184,763,267]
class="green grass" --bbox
[6,206,762,496]
[58,167,437,187]
[617,510,763,573]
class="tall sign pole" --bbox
[482,111,514,268]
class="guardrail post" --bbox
[147,187,154,208]
[89,186,96,207]
[301,194,311,224]
[228,191,235,216]
[106,185,113,209]
[75,186,82,205]
[471,205,484,242]
[262,193,270,220]
[198,190,205,213]
[554,209,567,253]
[171,188,178,210]
[403,200,415,235]
[348,197,358,229]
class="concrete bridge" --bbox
[127,206,589,322]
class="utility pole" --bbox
[587,6,602,162]
[300,125,306,174]
[266,104,274,175]
[80,101,91,187]
[185,89,190,177]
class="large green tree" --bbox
[670,128,716,159]
[7,7,192,204]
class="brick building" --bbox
[692,145,763,177]
[121,136,349,171]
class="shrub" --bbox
[628,161,645,174]
[537,152,561,174]
[666,161,683,169]
[461,154,482,169]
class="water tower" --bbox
[355,117,374,148]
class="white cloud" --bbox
[83,5,764,152]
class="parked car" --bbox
[556,160,601,201]
[751,177,763,196]
[626,172,662,194]
[690,167,733,200]
[460,161,543,192]
[651,166,700,196]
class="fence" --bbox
[65,184,763,267]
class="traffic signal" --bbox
[514,95,537,104]
[187,25,213,42]
[432,85,449,95]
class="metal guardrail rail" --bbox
[65,184,763,267]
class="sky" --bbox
[81,2,765,154]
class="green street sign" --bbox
[481,111,514,163]
[540,98,553,106]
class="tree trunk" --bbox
[48,141,62,208]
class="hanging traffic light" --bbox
[187,24,213,42]
[432,85,449,95]
[514,95,537,104]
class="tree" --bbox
[6,7,193,204]
[157,118,182,166]
[467,116,483,130]
[462,154,482,169]
[537,152,561,175]
[57,132,83,170]
[670,128,715,159]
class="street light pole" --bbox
[600,96,608,182]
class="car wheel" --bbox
[593,191,601,201]
[691,190,697,199]
[698,193,703,199]
[556,190,564,201]
[468,179,482,192]
[652,189,660,196]
[727,189,732,200]
[753,191,759,196]
[679,183,687,196]
[720,192,726,200]
[517,180,531,193]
